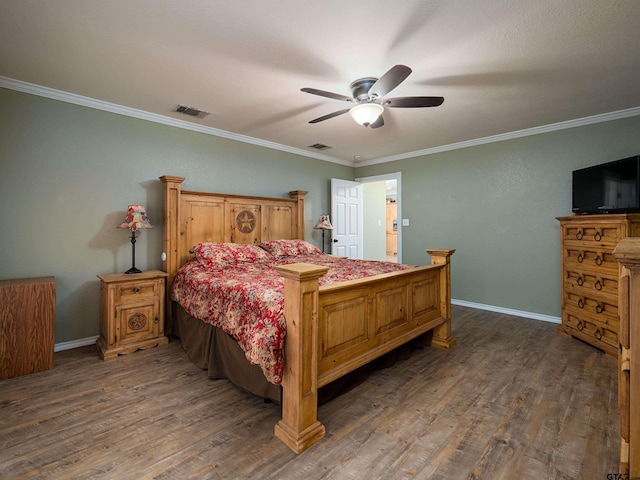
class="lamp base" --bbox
[124,267,142,274]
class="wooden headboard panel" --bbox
[159,175,307,293]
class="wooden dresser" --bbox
[557,214,640,357]
[613,237,640,476]
[0,276,56,380]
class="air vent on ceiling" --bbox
[174,104,210,119]
[308,143,332,150]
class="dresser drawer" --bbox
[563,290,618,321]
[561,222,623,246]
[563,309,618,351]
[563,267,618,299]
[563,245,618,274]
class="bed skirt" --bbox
[172,302,432,404]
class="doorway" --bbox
[358,172,401,263]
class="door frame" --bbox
[356,172,402,263]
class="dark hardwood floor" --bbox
[0,306,620,479]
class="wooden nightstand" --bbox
[96,270,169,360]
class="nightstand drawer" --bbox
[116,280,159,301]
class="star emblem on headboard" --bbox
[236,210,257,234]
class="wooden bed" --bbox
[160,175,456,453]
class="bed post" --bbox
[426,249,456,349]
[273,263,329,454]
[288,190,308,240]
[613,238,640,475]
[159,175,185,334]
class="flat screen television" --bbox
[572,155,640,214]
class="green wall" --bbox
[2,85,639,345]
[356,115,640,318]
[0,88,353,345]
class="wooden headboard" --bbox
[159,175,308,324]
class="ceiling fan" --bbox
[301,65,444,128]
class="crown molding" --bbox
[0,76,354,167]
[3,75,638,169]
[357,106,640,167]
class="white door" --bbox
[331,178,364,258]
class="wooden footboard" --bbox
[274,249,455,453]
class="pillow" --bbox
[191,242,272,268]
[259,239,323,257]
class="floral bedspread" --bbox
[171,255,412,385]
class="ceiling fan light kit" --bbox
[302,64,444,129]
[349,103,384,126]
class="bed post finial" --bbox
[160,175,185,334]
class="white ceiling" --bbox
[1,0,639,166]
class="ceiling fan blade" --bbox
[309,108,351,124]
[301,88,353,102]
[368,65,412,98]
[370,115,384,129]
[384,96,444,108]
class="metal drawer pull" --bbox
[575,230,583,240]
[595,304,604,314]
[594,231,602,241]
[132,287,141,293]
[594,255,603,266]
[577,298,585,308]
[594,279,603,291]
[577,276,584,286]
[577,252,584,263]
[594,329,603,340]
[576,321,584,331]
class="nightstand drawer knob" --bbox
[575,230,583,240]
[132,287,141,294]
[576,321,584,331]
[594,231,602,241]
[594,255,603,266]
[577,298,584,309]
[594,279,603,291]
[596,304,604,314]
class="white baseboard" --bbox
[452,299,561,324]
[54,336,100,352]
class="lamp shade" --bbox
[349,103,384,126]
[118,205,153,231]
[314,214,333,230]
